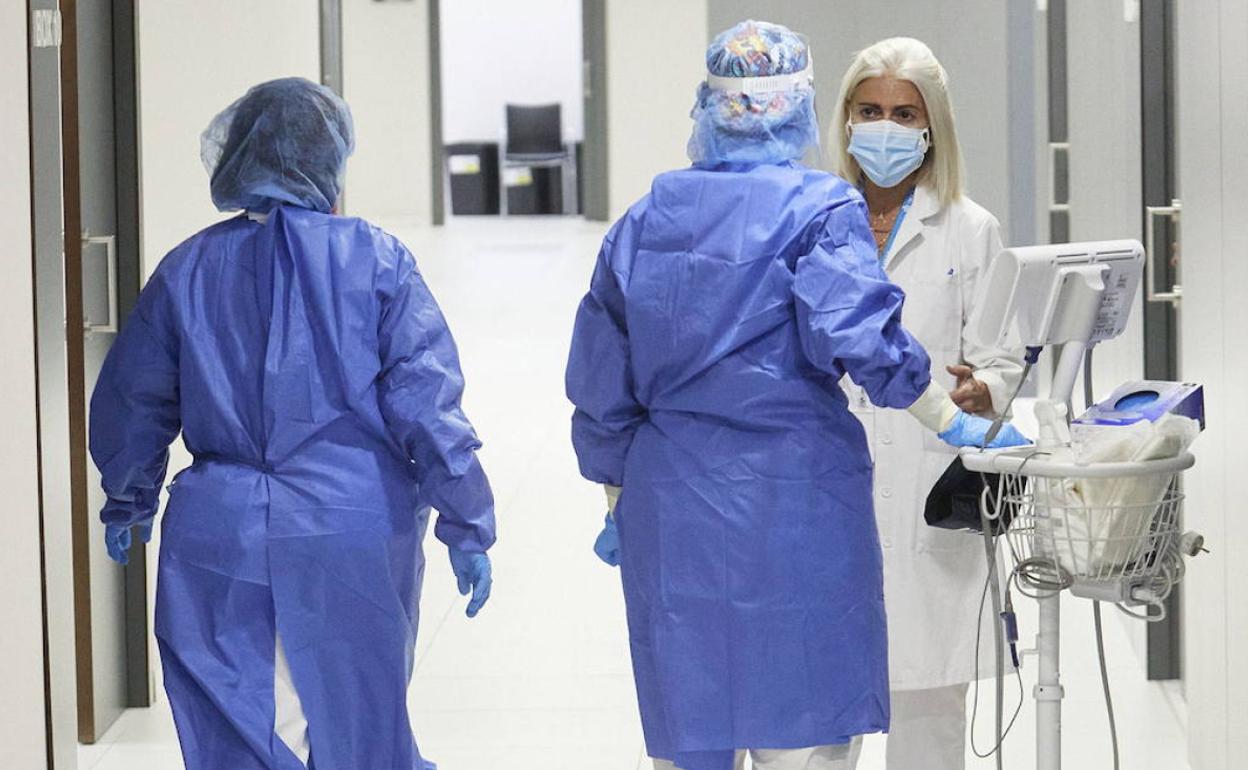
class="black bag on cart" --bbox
[925,457,1015,535]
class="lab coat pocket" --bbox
[906,268,962,354]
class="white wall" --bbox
[1178,3,1248,768]
[606,0,708,218]
[136,1,319,274]
[138,1,432,234]
[0,6,49,769]
[441,0,583,144]
[343,0,432,223]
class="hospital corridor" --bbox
[73,218,1191,770]
[4,2,1248,770]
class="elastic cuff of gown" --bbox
[604,484,621,515]
[906,380,959,433]
[434,519,495,553]
[101,504,156,531]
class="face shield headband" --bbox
[703,42,814,96]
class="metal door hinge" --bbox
[32,9,63,49]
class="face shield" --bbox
[687,24,820,166]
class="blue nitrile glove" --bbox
[449,548,492,618]
[938,411,1031,449]
[104,522,152,566]
[594,514,620,567]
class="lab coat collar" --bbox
[882,183,942,271]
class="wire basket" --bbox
[963,448,1195,608]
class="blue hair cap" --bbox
[688,20,819,166]
[202,77,355,214]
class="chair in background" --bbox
[499,103,578,216]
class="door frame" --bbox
[63,0,149,741]
[1045,0,1070,245]
[319,0,343,97]
[29,0,83,762]
[320,0,346,216]
[1139,0,1181,682]
[429,0,445,225]
[57,0,99,741]
[581,0,608,221]
[112,0,148,707]
[30,0,146,756]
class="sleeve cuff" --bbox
[434,517,496,554]
[604,485,622,515]
[906,381,960,433]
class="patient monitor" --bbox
[968,240,1144,353]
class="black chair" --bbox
[499,103,577,215]
[506,104,564,156]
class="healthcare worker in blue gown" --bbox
[89,78,495,770]
[565,21,1027,770]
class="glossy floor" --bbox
[78,216,1191,770]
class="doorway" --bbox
[430,0,609,222]
[28,0,146,750]
[1139,0,1182,682]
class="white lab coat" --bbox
[845,184,1024,690]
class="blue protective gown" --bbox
[566,161,932,770]
[90,206,495,770]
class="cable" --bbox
[1083,349,1123,770]
[1093,601,1121,770]
[982,520,1005,770]
[1011,557,1073,598]
[969,537,1025,760]
[981,346,1041,447]
[968,493,1026,764]
[967,346,1042,762]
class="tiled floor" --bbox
[78,217,1191,769]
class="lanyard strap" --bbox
[878,187,916,265]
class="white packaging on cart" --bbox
[1035,415,1200,575]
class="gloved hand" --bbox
[593,514,620,567]
[448,548,492,618]
[104,522,152,566]
[938,411,1031,449]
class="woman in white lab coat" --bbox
[828,38,1024,770]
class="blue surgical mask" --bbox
[846,120,930,188]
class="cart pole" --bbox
[1036,591,1064,770]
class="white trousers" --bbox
[653,736,862,770]
[885,684,969,770]
[275,632,311,766]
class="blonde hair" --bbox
[829,37,964,206]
